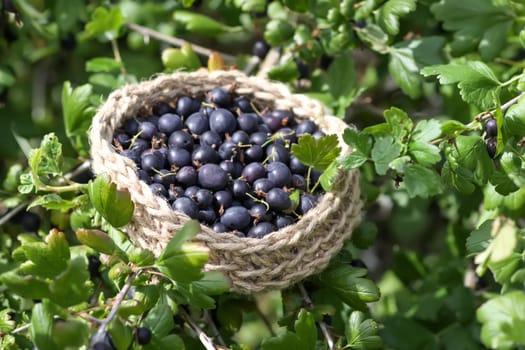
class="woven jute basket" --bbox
[89,70,362,294]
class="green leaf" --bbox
[403,164,442,198]
[421,61,501,109]
[354,24,389,54]
[31,301,58,350]
[88,173,134,228]
[20,230,70,278]
[389,38,447,99]
[156,243,208,283]
[431,0,513,60]
[319,161,339,191]
[161,44,201,72]
[0,68,15,87]
[142,295,175,339]
[477,291,525,349]
[295,309,317,350]
[261,331,302,350]
[53,0,85,33]
[158,220,201,261]
[52,319,89,348]
[466,220,492,255]
[381,316,437,350]
[326,51,356,99]
[319,265,380,311]
[83,6,124,41]
[291,134,341,171]
[376,0,416,35]
[86,57,122,73]
[0,272,52,300]
[283,0,308,12]
[29,133,63,181]
[504,96,525,137]
[27,194,76,211]
[339,128,372,170]
[264,19,295,46]
[62,81,95,157]
[191,271,231,296]
[370,136,403,175]
[109,318,133,350]
[268,59,300,83]
[352,222,378,249]
[173,10,232,36]
[384,107,413,140]
[345,310,382,349]
[76,228,117,255]
[0,309,15,333]
[49,257,92,307]
[488,253,521,284]
[440,120,467,138]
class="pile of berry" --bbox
[112,87,327,238]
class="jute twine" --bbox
[89,70,362,294]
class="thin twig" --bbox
[180,308,218,350]
[111,39,128,77]
[0,200,30,227]
[256,48,281,79]
[298,283,335,350]
[204,311,226,346]
[11,323,30,335]
[254,301,277,337]
[243,56,261,75]
[126,23,236,63]
[93,270,141,340]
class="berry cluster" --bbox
[112,87,326,238]
[484,118,497,158]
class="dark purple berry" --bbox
[210,109,237,135]
[290,156,308,174]
[153,102,175,116]
[172,197,199,219]
[185,112,210,135]
[213,222,228,233]
[141,153,164,174]
[220,206,251,230]
[485,138,497,158]
[247,222,275,238]
[153,169,176,188]
[168,147,192,167]
[220,160,243,178]
[267,161,292,187]
[295,120,317,136]
[150,183,168,198]
[238,113,260,133]
[198,208,217,224]
[275,214,294,229]
[192,145,220,165]
[184,185,201,199]
[137,169,152,184]
[242,162,266,184]
[234,97,254,113]
[130,138,149,153]
[291,174,307,190]
[266,143,290,164]
[136,327,152,345]
[252,40,270,59]
[485,119,497,137]
[299,194,318,214]
[176,166,198,186]
[232,179,250,199]
[250,131,269,146]
[176,96,201,117]
[121,149,141,166]
[218,140,238,160]
[231,130,250,145]
[253,178,275,194]
[250,204,273,222]
[158,113,182,134]
[214,190,233,209]
[87,254,102,279]
[115,133,131,148]
[198,163,229,190]
[195,189,214,208]
[244,145,264,163]
[209,87,231,107]
[168,130,193,151]
[124,119,139,135]
[137,121,157,140]
[266,188,292,211]
[200,131,223,149]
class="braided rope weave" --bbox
[89,70,362,294]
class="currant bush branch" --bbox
[298,283,335,350]
[92,269,141,340]
[180,308,219,350]
[126,23,236,62]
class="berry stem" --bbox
[38,182,86,193]
[111,39,127,77]
[298,283,335,350]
